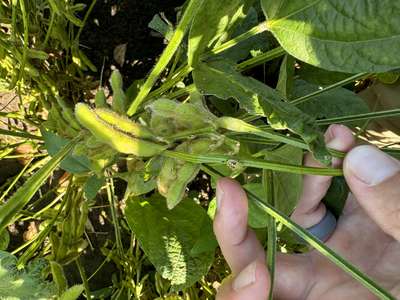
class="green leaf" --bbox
[217,7,270,63]
[297,63,353,86]
[276,55,295,98]
[0,231,9,251]
[41,130,91,174]
[0,140,76,231]
[59,284,84,300]
[262,0,400,73]
[293,80,370,124]
[118,172,156,197]
[0,251,56,299]
[148,14,174,41]
[246,145,303,228]
[188,0,253,67]
[83,176,105,200]
[193,59,330,164]
[125,195,216,290]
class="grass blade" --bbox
[0,139,76,230]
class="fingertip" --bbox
[344,145,400,187]
[325,124,355,151]
[217,260,270,300]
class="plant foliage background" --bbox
[0,0,399,299]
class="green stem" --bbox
[43,10,56,48]
[168,84,196,99]
[263,170,276,300]
[166,126,215,140]
[17,0,28,83]
[76,258,91,299]
[147,65,193,100]
[127,0,204,116]
[106,176,123,257]
[0,128,42,140]
[291,72,370,105]
[210,21,268,55]
[163,151,342,176]
[316,108,400,125]
[75,0,97,43]
[237,47,286,71]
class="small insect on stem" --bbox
[227,159,242,170]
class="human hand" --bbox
[214,124,400,299]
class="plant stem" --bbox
[0,128,42,140]
[291,72,370,105]
[106,176,124,257]
[263,170,276,300]
[75,0,97,43]
[127,0,203,116]
[76,258,91,299]
[147,65,193,100]
[316,108,400,125]
[210,21,268,55]
[237,46,286,71]
[163,151,342,176]
[168,84,196,99]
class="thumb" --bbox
[344,145,400,241]
[216,260,270,300]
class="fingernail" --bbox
[216,180,225,212]
[232,261,257,291]
[345,145,400,186]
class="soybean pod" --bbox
[75,104,167,157]
[95,108,156,141]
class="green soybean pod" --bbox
[75,201,89,238]
[75,103,167,157]
[95,88,107,108]
[95,108,155,140]
[110,70,127,114]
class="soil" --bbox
[79,0,185,86]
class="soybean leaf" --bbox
[218,7,270,63]
[262,0,400,73]
[83,176,105,200]
[188,0,254,67]
[148,14,174,41]
[125,195,215,290]
[118,172,156,197]
[246,145,303,228]
[59,285,84,300]
[297,63,353,86]
[0,251,56,299]
[276,54,295,98]
[0,140,76,230]
[0,230,9,251]
[193,59,330,164]
[42,130,91,174]
[293,80,369,124]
